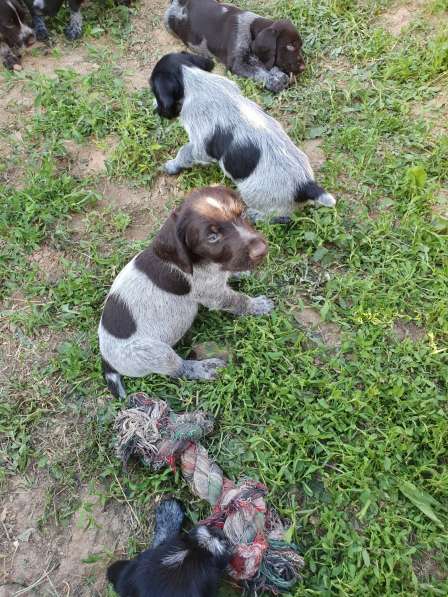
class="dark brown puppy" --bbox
[0,0,35,70]
[164,0,304,93]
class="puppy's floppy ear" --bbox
[153,210,193,274]
[151,73,182,119]
[106,560,130,588]
[185,53,215,72]
[251,25,278,69]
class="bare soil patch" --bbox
[392,319,426,342]
[68,175,180,240]
[119,0,183,89]
[22,43,99,77]
[0,479,134,595]
[413,549,448,582]
[292,306,342,348]
[28,245,66,283]
[302,138,326,171]
[63,135,119,178]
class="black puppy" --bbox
[107,499,232,597]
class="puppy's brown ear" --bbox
[153,211,193,274]
[251,25,278,69]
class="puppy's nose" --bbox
[249,239,267,261]
[25,32,36,47]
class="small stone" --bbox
[13,63,23,72]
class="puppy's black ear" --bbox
[151,73,182,119]
[186,54,215,72]
[106,560,130,588]
[153,210,193,274]
[251,26,278,69]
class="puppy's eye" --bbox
[286,44,296,51]
[207,232,221,244]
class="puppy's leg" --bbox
[120,338,226,380]
[102,358,126,399]
[152,499,185,547]
[65,0,83,40]
[231,58,289,93]
[31,13,49,41]
[201,288,275,316]
[296,181,336,208]
[0,42,20,70]
[164,143,213,175]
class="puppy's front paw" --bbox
[33,17,49,41]
[65,23,82,40]
[266,68,289,93]
[316,192,336,208]
[182,358,226,380]
[3,52,20,71]
[163,160,183,175]
[248,295,275,316]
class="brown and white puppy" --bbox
[164,0,305,93]
[0,0,35,70]
[99,186,274,398]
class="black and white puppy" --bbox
[150,52,336,222]
[107,498,232,597]
[165,0,305,93]
[99,185,274,399]
[0,0,35,69]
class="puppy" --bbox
[0,0,35,70]
[150,52,336,222]
[164,0,305,93]
[98,185,274,399]
[26,0,131,42]
[107,498,232,597]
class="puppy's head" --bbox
[150,52,214,119]
[0,0,35,49]
[32,0,64,17]
[154,187,268,274]
[251,19,305,75]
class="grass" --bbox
[1,0,447,595]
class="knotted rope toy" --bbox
[114,392,304,594]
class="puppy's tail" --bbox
[102,358,126,399]
[295,181,336,208]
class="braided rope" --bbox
[114,392,304,592]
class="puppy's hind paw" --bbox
[181,358,226,380]
[163,160,183,175]
[248,295,275,316]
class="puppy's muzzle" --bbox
[248,239,268,264]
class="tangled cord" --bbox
[114,392,304,594]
